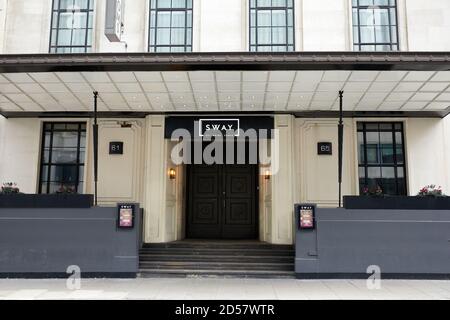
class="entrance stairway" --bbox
[139,240,295,278]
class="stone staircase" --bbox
[139,240,295,278]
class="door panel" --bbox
[187,164,258,239]
[187,165,222,238]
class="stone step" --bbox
[139,261,294,271]
[142,242,294,251]
[139,254,294,263]
[140,248,294,256]
[139,241,295,278]
[138,268,296,279]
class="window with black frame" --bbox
[357,122,407,196]
[352,0,399,51]
[249,0,294,52]
[149,0,193,52]
[39,123,86,194]
[49,0,94,53]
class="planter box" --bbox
[343,196,450,210]
[0,194,94,208]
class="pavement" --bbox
[1,278,450,300]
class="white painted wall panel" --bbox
[0,118,41,193]
[405,0,450,51]
[197,0,245,51]
[302,0,350,51]
[2,0,51,53]
[406,118,450,195]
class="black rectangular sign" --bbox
[164,116,274,139]
[318,142,332,155]
[110,141,124,155]
[199,119,240,137]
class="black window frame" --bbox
[49,0,94,54]
[249,0,295,52]
[148,0,193,53]
[39,122,86,194]
[357,122,407,196]
[352,0,399,52]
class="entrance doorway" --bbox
[186,164,258,239]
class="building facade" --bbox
[0,0,449,246]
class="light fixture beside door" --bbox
[169,168,176,180]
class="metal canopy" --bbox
[0,52,449,118]
[0,52,450,73]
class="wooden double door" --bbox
[186,164,258,239]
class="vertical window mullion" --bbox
[285,7,288,50]
[391,123,399,195]
[154,5,158,51]
[255,6,258,51]
[184,7,187,51]
[401,123,407,195]
[388,3,392,49]
[85,0,90,51]
[75,124,81,193]
[363,123,368,190]
[47,124,54,194]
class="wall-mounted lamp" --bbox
[169,168,176,180]
[264,170,271,180]
[118,121,132,128]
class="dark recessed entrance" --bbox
[186,164,258,240]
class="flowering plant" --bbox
[417,185,446,197]
[55,185,76,194]
[1,182,20,194]
[361,185,383,197]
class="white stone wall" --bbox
[405,0,450,51]
[406,118,450,195]
[197,0,246,52]
[301,0,350,51]
[1,0,450,53]
[1,0,52,54]
[0,117,41,193]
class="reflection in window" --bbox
[250,0,294,52]
[49,0,94,53]
[149,0,193,52]
[39,123,86,194]
[352,0,399,51]
[357,122,406,195]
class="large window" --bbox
[49,0,94,53]
[352,0,399,51]
[357,122,407,196]
[39,123,86,194]
[149,0,193,52]
[249,0,294,52]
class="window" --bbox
[149,0,193,52]
[352,0,399,51]
[49,0,94,53]
[249,0,294,52]
[39,123,86,194]
[357,122,406,196]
